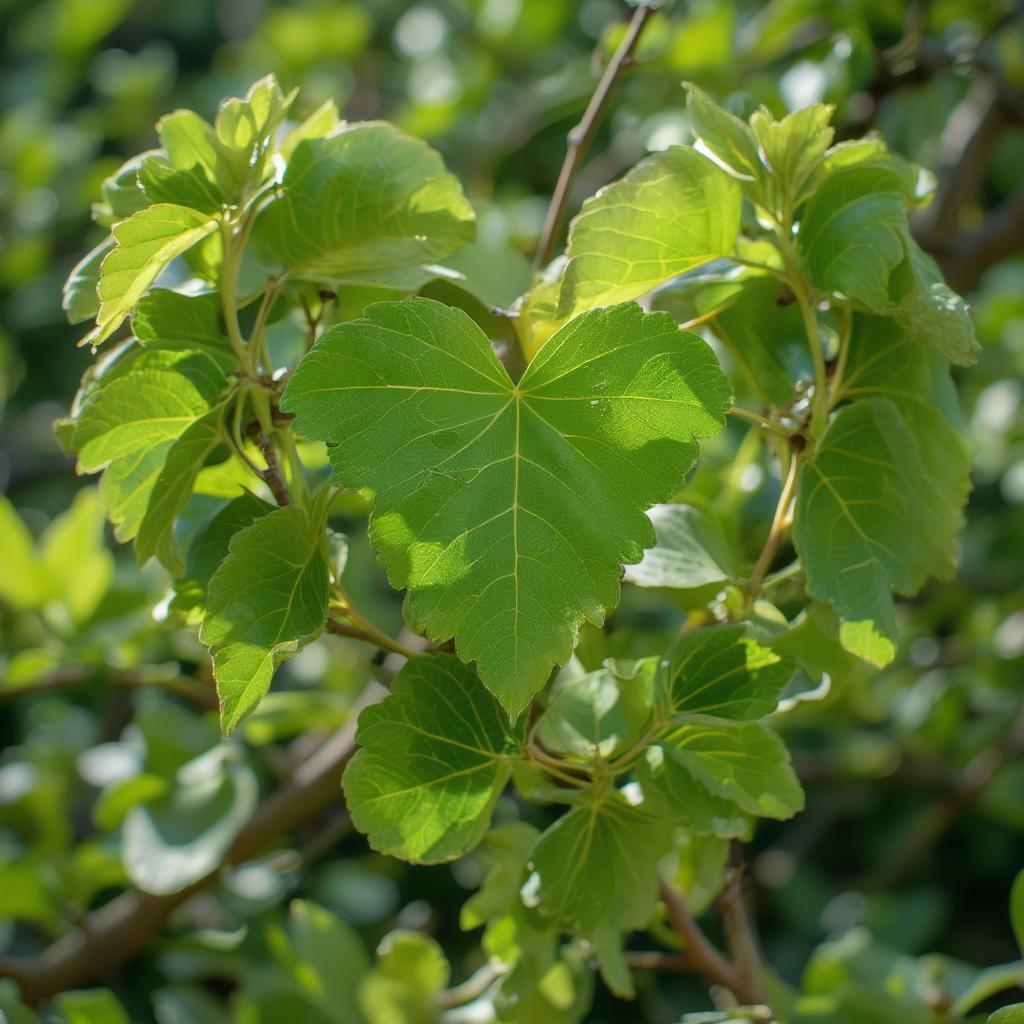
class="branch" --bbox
[325,615,421,662]
[914,77,1012,258]
[246,420,291,507]
[0,681,387,1005]
[0,667,217,710]
[940,188,1024,293]
[659,881,765,1006]
[718,843,768,1005]
[533,2,654,268]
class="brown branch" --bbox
[533,2,654,268]
[0,681,387,1005]
[718,843,768,1005]
[659,881,765,1006]
[914,77,1012,258]
[246,421,290,506]
[0,667,217,710]
[940,188,1024,293]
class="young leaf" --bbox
[254,123,475,287]
[343,655,519,863]
[639,743,753,839]
[558,146,742,319]
[201,504,332,732]
[132,289,224,349]
[85,204,220,348]
[662,719,804,819]
[282,298,731,714]
[662,624,793,720]
[536,658,657,762]
[684,82,762,180]
[793,397,957,666]
[749,102,835,208]
[624,503,736,589]
[180,491,276,603]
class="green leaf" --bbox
[991,1005,1024,1024]
[793,397,958,666]
[270,899,370,1023]
[92,153,150,226]
[684,82,762,180]
[749,102,834,208]
[122,747,258,895]
[85,204,220,348]
[134,402,229,571]
[343,655,518,863]
[840,316,970,556]
[525,791,677,934]
[132,288,227,353]
[661,624,793,720]
[201,504,332,733]
[254,124,474,287]
[558,147,741,319]
[797,167,907,309]
[624,502,736,589]
[662,719,803,819]
[0,497,48,609]
[708,274,807,405]
[181,491,276,601]
[63,237,112,325]
[359,931,450,1024]
[282,298,730,713]
[886,236,980,365]
[38,487,115,624]
[639,744,753,839]
[536,658,656,762]
[674,830,729,916]
[0,980,39,1024]
[149,110,228,208]
[214,74,294,190]
[461,822,541,930]
[1012,869,1024,956]
[54,989,129,1024]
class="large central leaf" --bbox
[283,298,730,714]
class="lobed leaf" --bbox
[282,297,731,714]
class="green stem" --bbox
[829,304,853,408]
[219,221,247,364]
[794,283,828,441]
[950,961,1024,1016]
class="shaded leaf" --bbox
[624,503,736,589]
[201,504,332,732]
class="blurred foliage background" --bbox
[1,0,1023,1021]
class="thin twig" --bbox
[325,616,420,662]
[436,963,503,1009]
[744,444,801,608]
[533,3,654,268]
[0,667,217,709]
[659,881,761,1004]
